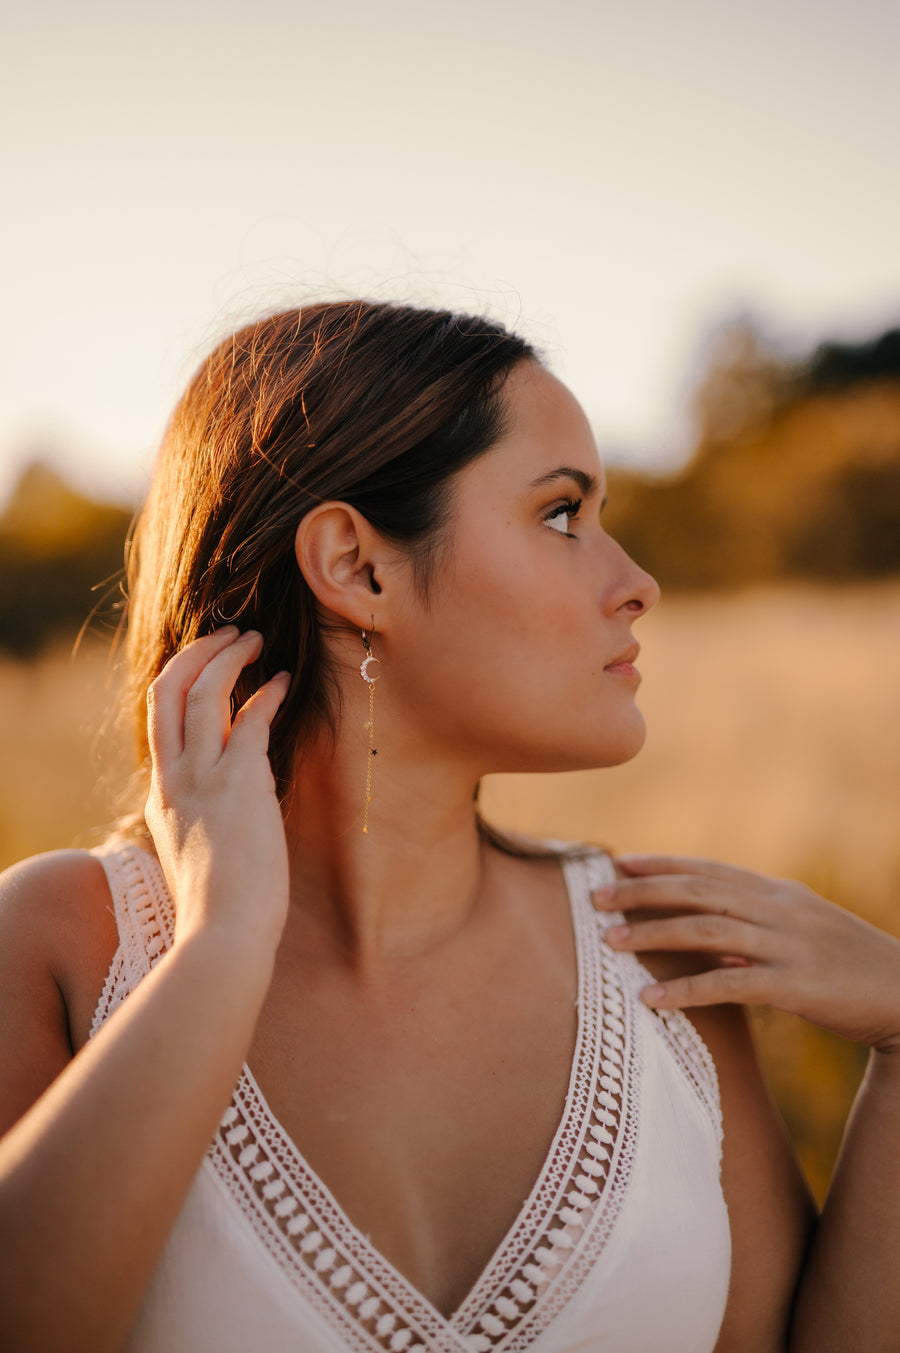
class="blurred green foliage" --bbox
[0,464,132,657]
[1,320,898,655]
[605,323,900,589]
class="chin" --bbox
[583,715,648,770]
[483,708,649,776]
[508,718,648,775]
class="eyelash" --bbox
[543,497,583,537]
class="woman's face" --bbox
[386,360,661,776]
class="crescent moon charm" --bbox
[360,655,381,683]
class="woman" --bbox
[0,301,898,1353]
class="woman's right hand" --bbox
[0,629,290,1353]
[144,627,292,953]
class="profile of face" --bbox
[382,361,661,777]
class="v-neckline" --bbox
[198,848,640,1353]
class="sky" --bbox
[2,0,899,507]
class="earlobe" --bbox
[294,502,384,625]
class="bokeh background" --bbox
[2,0,899,1202]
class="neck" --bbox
[282,718,489,972]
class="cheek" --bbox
[448,531,591,648]
[391,515,648,768]
[393,586,646,772]
[404,542,600,723]
[435,545,647,770]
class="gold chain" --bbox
[362,676,376,835]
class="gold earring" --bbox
[359,618,381,835]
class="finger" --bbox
[640,963,771,1010]
[594,872,765,916]
[605,913,773,961]
[147,627,239,765]
[182,630,265,766]
[592,871,747,914]
[225,671,292,760]
[615,853,772,889]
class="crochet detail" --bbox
[646,1001,722,1149]
[205,872,639,1352]
[200,851,648,1352]
[580,850,722,1152]
[90,843,722,1351]
[89,844,175,1038]
[90,947,126,1038]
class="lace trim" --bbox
[88,844,175,1038]
[202,853,639,1352]
[460,947,641,1351]
[88,844,720,1350]
[210,1073,457,1353]
[646,1000,722,1149]
[89,947,127,1037]
[595,941,722,1153]
[452,862,636,1348]
[580,851,723,1152]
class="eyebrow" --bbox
[529,466,603,501]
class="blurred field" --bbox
[483,582,900,926]
[2,581,899,1200]
[483,580,900,1199]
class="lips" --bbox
[604,643,641,670]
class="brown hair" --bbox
[124,300,536,798]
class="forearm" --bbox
[789,1048,900,1352]
[0,928,274,1353]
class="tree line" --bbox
[605,323,900,589]
[2,322,899,656]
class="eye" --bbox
[543,498,582,537]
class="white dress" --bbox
[91,842,731,1352]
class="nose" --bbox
[606,536,660,618]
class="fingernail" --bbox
[642,984,666,1006]
[605,924,630,943]
[593,884,617,900]
[238,629,262,643]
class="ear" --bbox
[294,502,394,630]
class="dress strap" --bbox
[89,843,175,1037]
[576,849,724,1155]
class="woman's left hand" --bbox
[594,854,900,1053]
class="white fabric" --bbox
[91,843,731,1352]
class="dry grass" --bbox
[2,581,899,1199]
[483,582,900,927]
[481,581,900,1198]
[0,638,132,867]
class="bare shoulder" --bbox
[0,849,118,982]
[0,849,119,1136]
